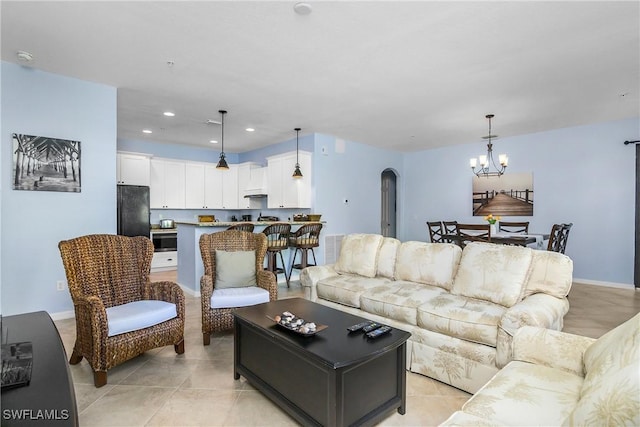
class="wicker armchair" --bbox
[199,230,277,345]
[58,234,185,387]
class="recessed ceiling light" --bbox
[163,111,175,117]
[142,129,152,134]
[210,140,218,144]
[245,128,255,132]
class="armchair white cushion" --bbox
[210,286,270,309]
[106,300,178,337]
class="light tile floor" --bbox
[53,275,639,427]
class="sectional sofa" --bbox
[300,233,573,393]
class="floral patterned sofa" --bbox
[300,233,573,393]
[441,312,640,426]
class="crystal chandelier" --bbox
[470,114,508,177]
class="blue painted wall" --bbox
[403,117,639,286]
[1,61,117,315]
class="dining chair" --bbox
[58,234,185,387]
[262,222,292,287]
[426,221,444,243]
[199,230,277,345]
[456,223,491,248]
[226,222,255,232]
[442,221,458,243]
[288,222,323,277]
[547,223,573,254]
[499,221,530,234]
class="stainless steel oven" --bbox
[151,231,177,252]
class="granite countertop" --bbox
[176,221,324,227]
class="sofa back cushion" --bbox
[565,313,640,426]
[334,234,383,278]
[376,237,401,279]
[394,242,461,290]
[451,242,532,307]
[521,250,573,299]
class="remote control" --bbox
[347,321,372,332]
[362,322,383,333]
[366,325,392,339]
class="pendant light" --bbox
[292,128,303,178]
[470,114,508,177]
[216,110,229,170]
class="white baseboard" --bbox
[178,283,199,298]
[49,310,75,321]
[572,278,636,290]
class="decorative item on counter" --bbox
[293,214,308,221]
[307,214,322,221]
[198,215,215,223]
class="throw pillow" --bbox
[215,250,257,289]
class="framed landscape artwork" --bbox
[12,133,81,192]
[472,172,533,216]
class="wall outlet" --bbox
[56,280,66,291]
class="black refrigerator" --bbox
[117,185,151,237]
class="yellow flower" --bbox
[484,214,501,224]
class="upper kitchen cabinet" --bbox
[116,152,150,186]
[150,158,185,209]
[267,151,312,209]
[185,161,239,209]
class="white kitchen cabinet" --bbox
[151,251,178,271]
[185,162,207,209]
[117,152,150,186]
[219,164,239,209]
[267,151,312,209]
[203,164,223,208]
[150,159,185,209]
[184,161,237,209]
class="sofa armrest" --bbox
[496,293,570,367]
[299,264,337,301]
[512,326,595,376]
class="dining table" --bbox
[441,231,550,248]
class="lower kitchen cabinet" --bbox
[151,251,178,271]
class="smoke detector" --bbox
[17,50,33,62]
[294,2,312,15]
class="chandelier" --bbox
[216,110,229,170]
[470,114,508,177]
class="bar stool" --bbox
[288,222,323,278]
[262,223,292,287]
[226,222,254,232]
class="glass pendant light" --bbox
[292,127,303,178]
[216,110,229,170]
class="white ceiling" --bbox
[2,1,638,153]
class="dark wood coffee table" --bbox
[233,298,411,427]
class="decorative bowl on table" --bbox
[267,311,327,337]
[307,214,322,221]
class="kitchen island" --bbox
[176,221,324,294]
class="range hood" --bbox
[243,167,268,198]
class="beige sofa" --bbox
[441,312,640,426]
[300,233,573,393]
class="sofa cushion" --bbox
[417,293,506,347]
[451,242,532,307]
[334,234,383,278]
[454,361,583,426]
[521,250,573,299]
[106,300,177,337]
[359,281,446,325]
[317,275,391,308]
[376,237,401,279]
[394,242,461,291]
[567,313,640,426]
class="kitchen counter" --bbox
[176,221,325,294]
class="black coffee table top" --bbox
[234,298,411,369]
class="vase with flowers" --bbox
[484,214,501,235]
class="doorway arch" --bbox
[381,169,398,237]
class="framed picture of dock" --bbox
[12,133,81,192]
[472,172,533,216]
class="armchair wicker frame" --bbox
[58,234,185,387]
[199,230,277,345]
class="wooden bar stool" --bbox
[288,223,323,278]
[226,222,254,232]
[262,223,292,287]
